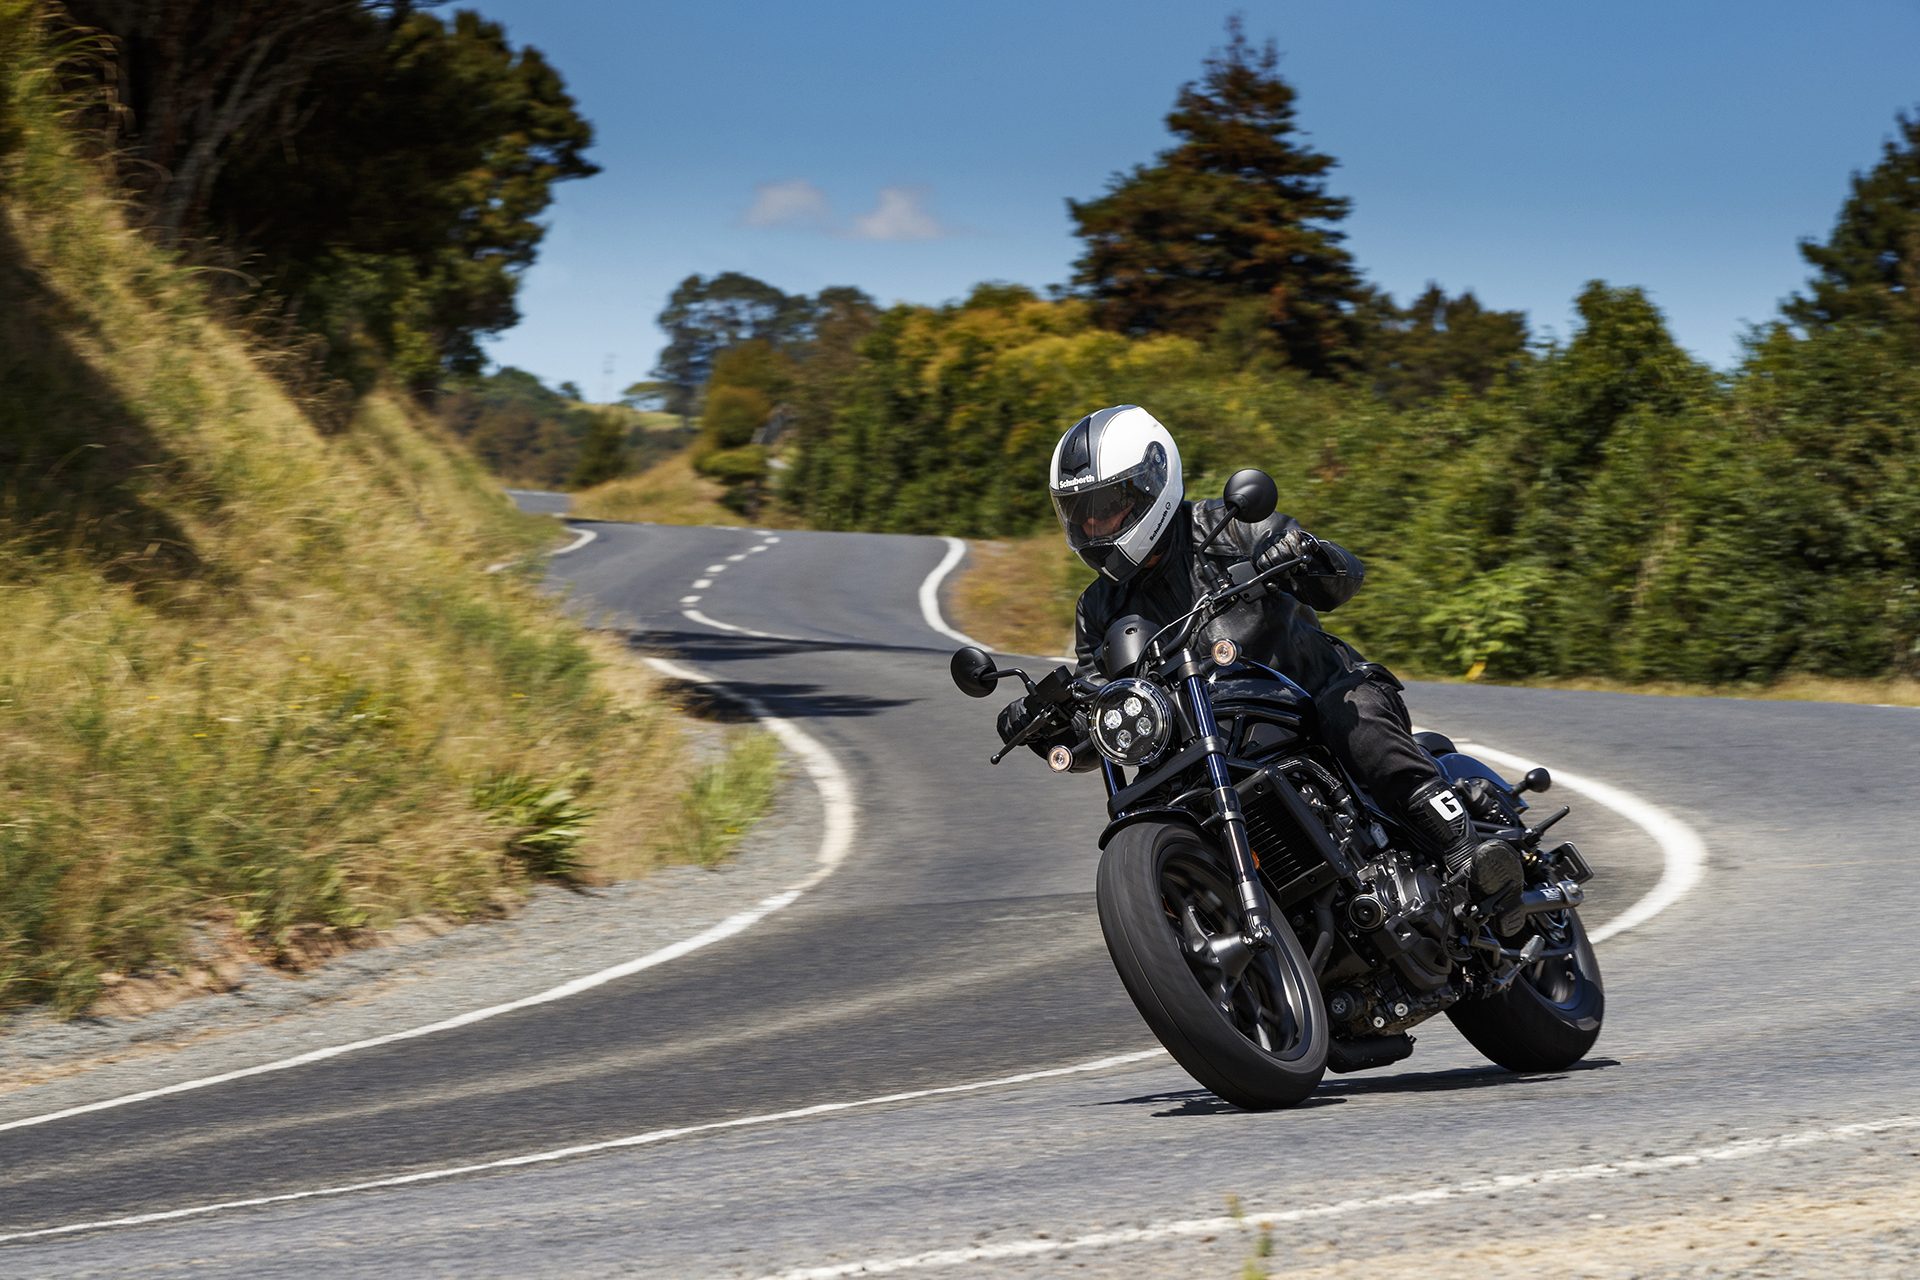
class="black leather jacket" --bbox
[1073,499,1372,695]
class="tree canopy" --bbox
[65,2,597,387]
[1359,284,1531,408]
[1787,108,1920,350]
[1066,17,1363,376]
[652,272,816,414]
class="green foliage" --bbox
[673,732,781,866]
[1360,284,1532,407]
[437,366,603,488]
[694,444,768,485]
[1067,17,1363,376]
[700,385,772,451]
[475,768,592,880]
[1787,109,1920,350]
[63,3,597,388]
[790,278,1920,683]
[653,272,811,414]
[568,412,631,488]
[708,339,797,401]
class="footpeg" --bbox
[1496,877,1585,935]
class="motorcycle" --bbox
[950,469,1603,1109]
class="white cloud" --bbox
[848,186,948,242]
[741,179,831,229]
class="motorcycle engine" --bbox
[1345,850,1454,990]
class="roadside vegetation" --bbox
[729,23,1919,695]
[0,2,777,1015]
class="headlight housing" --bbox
[1090,677,1175,768]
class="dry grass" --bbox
[0,4,782,1014]
[571,449,751,528]
[948,533,1920,708]
[949,531,1091,660]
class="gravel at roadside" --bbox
[0,758,822,1126]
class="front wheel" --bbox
[1447,909,1604,1072]
[1095,822,1328,1110]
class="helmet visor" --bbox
[1051,448,1169,552]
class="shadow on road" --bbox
[1100,1057,1619,1118]
[649,673,913,722]
[626,627,963,663]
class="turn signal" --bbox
[1211,638,1239,667]
[1047,745,1074,773]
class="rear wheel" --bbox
[1095,822,1327,1109]
[1447,908,1604,1072]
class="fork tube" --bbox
[1182,672,1277,947]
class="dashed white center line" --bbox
[706,564,727,574]
[727,554,747,562]
[748,545,768,554]
[691,578,713,589]
[680,595,701,605]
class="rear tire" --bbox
[1095,821,1327,1110]
[1447,909,1604,1072]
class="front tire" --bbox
[1447,909,1604,1072]
[1095,822,1328,1110]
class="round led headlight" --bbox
[1090,677,1174,768]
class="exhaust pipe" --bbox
[1496,878,1584,936]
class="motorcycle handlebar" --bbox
[1141,552,1306,665]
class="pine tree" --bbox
[1066,17,1362,376]
[1361,283,1531,407]
[1787,110,1920,346]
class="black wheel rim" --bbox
[1520,910,1595,1012]
[1158,841,1318,1062]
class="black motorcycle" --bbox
[950,469,1603,1109]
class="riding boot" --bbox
[1400,777,1522,902]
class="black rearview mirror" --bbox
[949,646,1000,698]
[1222,469,1278,525]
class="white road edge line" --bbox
[553,525,597,556]
[682,608,801,642]
[0,654,855,1143]
[0,1051,1165,1245]
[0,529,1703,1231]
[484,524,597,572]
[1449,739,1705,945]
[756,1114,1920,1280]
[919,536,986,649]
[919,527,1702,949]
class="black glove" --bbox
[1253,526,1320,577]
[996,694,1034,746]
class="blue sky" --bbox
[469,0,1920,397]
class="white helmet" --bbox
[1048,405,1183,583]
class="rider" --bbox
[999,404,1509,887]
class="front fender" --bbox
[1098,805,1208,850]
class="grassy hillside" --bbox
[0,4,768,1013]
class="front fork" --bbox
[1182,674,1279,951]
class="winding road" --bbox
[2,500,1917,1276]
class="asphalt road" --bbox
[3,506,1917,1276]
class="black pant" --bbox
[1311,671,1440,815]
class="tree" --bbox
[568,412,629,488]
[1066,17,1363,376]
[652,272,809,416]
[62,1,408,239]
[436,366,599,487]
[1360,283,1531,407]
[1787,109,1920,349]
[66,3,598,388]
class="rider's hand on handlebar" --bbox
[1253,527,1319,578]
